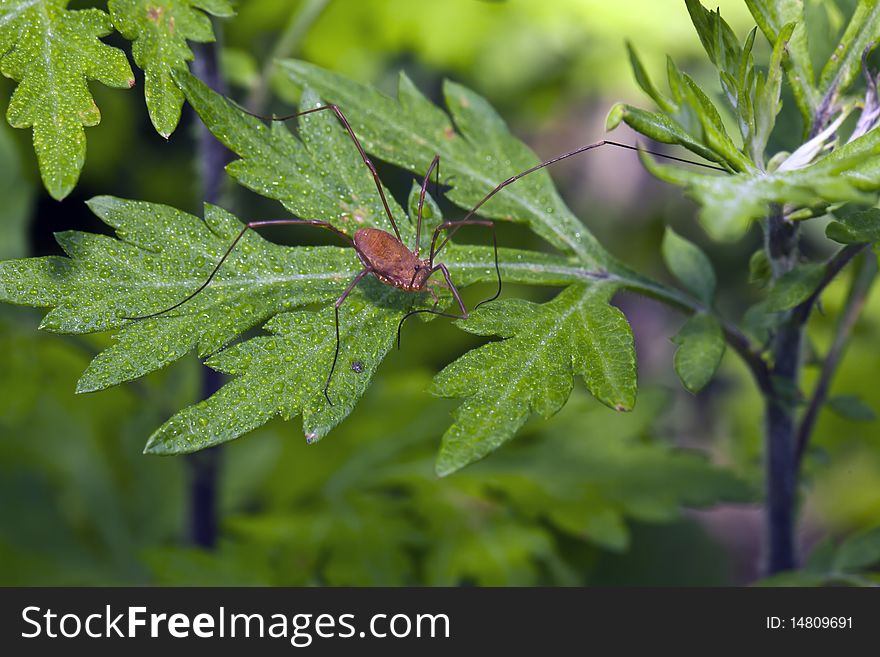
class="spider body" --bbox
[353,228,433,292]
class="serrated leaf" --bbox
[827,394,877,421]
[672,313,725,393]
[175,70,407,239]
[818,0,880,106]
[277,60,613,266]
[108,0,234,137]
[764,262,825,312]
[744,0,819,125]
[1,68,692,460]
[661,227,716,304]
[430,284,636,476]
[0,0,135,199]
[145,299,403,453]
[0,192,613,450]
[0,197,360,391]
[826,207,880,244]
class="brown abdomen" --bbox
[354,228,419,283]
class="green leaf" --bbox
[430,284,637,476]
[679,73,753,172]
[145,300,404,453]
[611,103,730,167]
[640,125,880,241]
[744,0,819,125]
[764,262,825,312]
[818,0,880,106]
[108,0,234,137]
[752,22,796,164]
[447,388,752,552]
[0,0,135,199]
[826,207,880,244]
[0,194,614,451]
[748,248,772,287]
[661,227,716,304]
[833,526,880,571]
[684,0,740,72]
[175,70,408,239]
[277,60,613,266]
[827,394,877,422]
[2,67,689,461]
[672,313,725,394]
[625,41,675,113]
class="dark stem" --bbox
[759,220,867,574]
[763,206,800,574]
[187,37,233,549]
[795,253,876,468]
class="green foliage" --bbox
[0,312,752,586]
[431,286,636,475]
[758,526,880,586]
[816,0,880,108]
[744,0,817,123]
[0,0,134,200]
[826,207,880,244]
[620,0,880,241]
[0,309,192,584]
[1,67,684,472]
[146,383,753,585]
[661,227,716,305]
[827,394,876,422]
[763,263,826,312]
[108,0,234,137]
[277,60,612,266]
[672,313,726,394]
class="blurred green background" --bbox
[0,0,878,586]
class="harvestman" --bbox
[126,102,725,405]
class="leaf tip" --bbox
[74,378,97,395]
[605,103,625,131]
[434,461,456,478]
[85,195,118,220]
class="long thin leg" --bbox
[123,219,354,320]
[432,139,727,256]
[232,100,403,241]
[397,263,469,349]
[429,219,501,309]
[326,268,371,406]
[415,154,441,257]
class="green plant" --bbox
[1,0,879,582]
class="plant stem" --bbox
[757,216,867,573]
[795,253,877,468]
[246,0,331,113]
[188,36,232,550]
[763,206,801,574]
